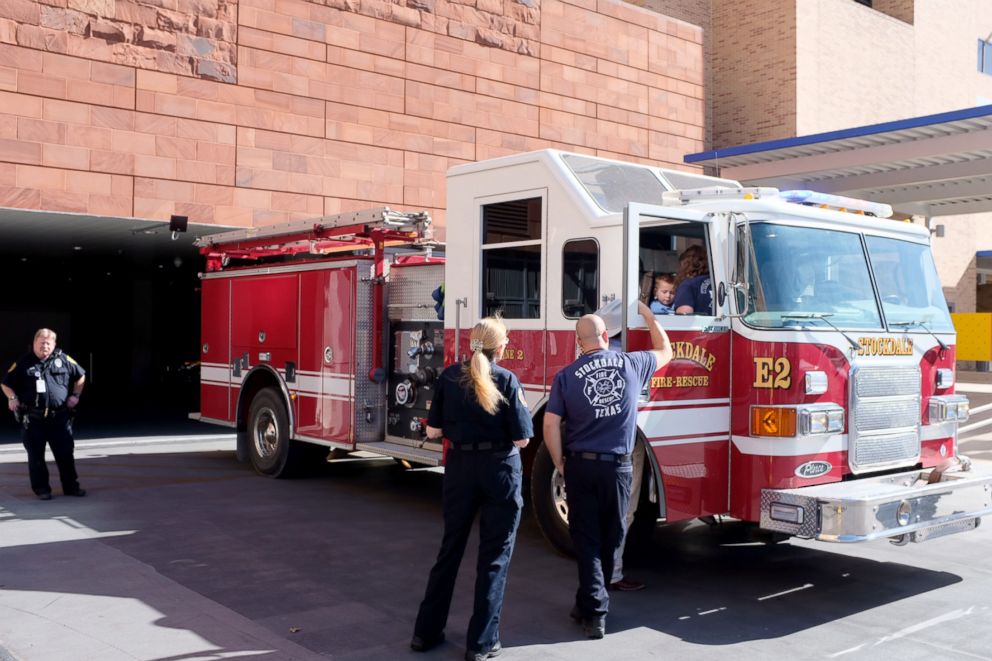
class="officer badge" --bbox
[54,358,63,368]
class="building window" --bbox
[481,197,542,319]
[562,239,599,318]
[979,39,992,75]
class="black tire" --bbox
[530,442,574,556]
[247,387,297,477]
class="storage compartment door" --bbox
[200,277,231,422]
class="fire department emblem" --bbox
[583,368,625,409]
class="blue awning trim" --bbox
[685,105,992,164]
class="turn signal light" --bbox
[751,407,797,437]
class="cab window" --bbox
[639,223,712,316]
[562,239,599,318]
[481,197,542,319]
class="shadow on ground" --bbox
[0,448,964,660]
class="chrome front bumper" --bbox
[760,458,992,543]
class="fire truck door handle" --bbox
[454,297,468,362]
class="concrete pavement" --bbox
[0,437,324,661]
[0,373,990,661]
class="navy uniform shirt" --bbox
[547,349,656,455]
[673,274,713,314]
[3,349,85,411]
[428,362,533,448]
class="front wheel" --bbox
[530,442,574,556]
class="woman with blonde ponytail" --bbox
[412,316,534,661]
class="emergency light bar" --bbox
[662,186,779,205]
[662,186,893,219]
[779,190,893,218]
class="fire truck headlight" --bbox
[750,407,797,437]
[797,405,844,435]
[929,395,969,423]
[935,368,954,389]
[804,371,828,395]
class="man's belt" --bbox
[566,450,632,464]
[451,441,513,452]
[25,406,67,420]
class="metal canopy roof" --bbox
[684,105,992,218]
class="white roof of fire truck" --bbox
[447,149,931,240]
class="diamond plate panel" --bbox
[759,489,820,538]
[387,263,444,321]
[354,261,386,443]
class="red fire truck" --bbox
[194,149,991,553]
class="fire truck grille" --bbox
[854,399,920,432]
[851,431,920,468]
[849,365,921,474]
[855,367,919,398]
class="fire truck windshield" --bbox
[864,235,954,333]
[742,224,871,329]
[741,224,953,333]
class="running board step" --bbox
[355,441,443,467]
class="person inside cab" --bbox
[649,274,676,314]
[673,245,712,315]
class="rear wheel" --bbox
[247,387,297,477]
[531,442,574,556]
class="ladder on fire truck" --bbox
[194,207,435,271]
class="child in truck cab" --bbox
[649,274,676,314]
[673,245,713,315]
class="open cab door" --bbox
[622,202,734,522]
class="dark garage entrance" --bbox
[0,209,227,442]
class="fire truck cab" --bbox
[195,149,992,554]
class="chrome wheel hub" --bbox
[253,407,279,459]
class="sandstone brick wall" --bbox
[632,0,711,150]
[0,0,705,235]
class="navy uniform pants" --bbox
[414,448,523,652]
[22,411,80,496]
[565,457,633,619]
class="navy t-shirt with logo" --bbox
[673,274,713,314]
[547,350,656,455]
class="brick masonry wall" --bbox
[933,214,979,314]
[632,0,710,150]
[711,0,795,149]
[0,0,705,235]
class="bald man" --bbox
[543,302,671,639]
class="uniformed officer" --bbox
[411,317,533,661]
[2,328,87,500]
[543,303,671,638]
